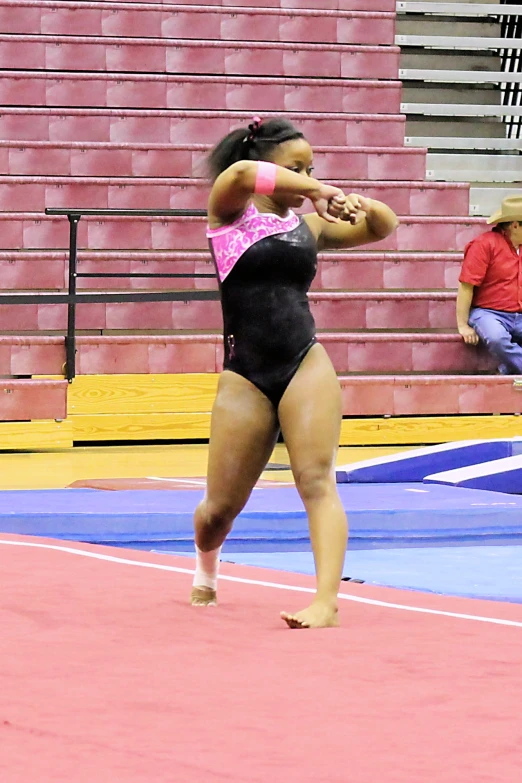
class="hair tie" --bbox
[246,115,263,143]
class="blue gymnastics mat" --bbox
[0,482,521,550]
[213,546,522,604]
[336,438,522,483]
[424,454,522,493]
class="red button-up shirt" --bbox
[460,230,522,312]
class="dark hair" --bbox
[206,117,305,181]
[492,221,513,233]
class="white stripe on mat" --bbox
[1,538,521,628]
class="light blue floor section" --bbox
[215,546,522,603]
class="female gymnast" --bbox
[191,117,398,628]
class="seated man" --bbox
[457,195,522,374]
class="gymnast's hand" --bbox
[340,193,373,225]
[310,184,347,223]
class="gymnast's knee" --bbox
[196,497,241,537]
[293,463,335,503]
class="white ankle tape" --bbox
[193,545,222,590]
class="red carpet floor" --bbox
[1,534,521,783]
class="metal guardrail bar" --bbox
[501,3,522,139]
[40,207,217,382]
[45,208,207,217]
[0,292,219,304]
[405,136,522,150]
[77,273,215,278]
[395,35,522,48]
[399,69,522,83]
[397,2,522,16]
[401,102,522,116]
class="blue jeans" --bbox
[468,307,522,375]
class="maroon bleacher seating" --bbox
[0,0,513,426]
[0,176,470,216]
[4,0,394,8]
[0,8,396,44]
[0,336,64,374]
[0,331,496,377]
[318,252,462,290]
[0,34,400,77]
[0,108,407,146]
[0,379,67,420]
[0,250,462,292]
[0,72,402,115]
[340,376,521,416]
[322,334,496,375]
[0,142,429,180]
[0,249,463,295]
[0,213,486,251]
[0,291,461,332]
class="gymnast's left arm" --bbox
[306,194,399,250]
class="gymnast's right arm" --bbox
[207,160,345,227]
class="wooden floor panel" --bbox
[72,412,212,441]
[67,374,219,415]
[341,415,522,445]
[0,420,72,450]
[0,443,409,491]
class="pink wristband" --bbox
[254,161,277,195]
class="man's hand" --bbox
[458,325,480,345]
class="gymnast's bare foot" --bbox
[190,586,217,606]
[280,600,339,629]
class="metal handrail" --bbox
[501,0,521,138]
[12,207,219,382]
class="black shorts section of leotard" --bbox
[210,218,319,409]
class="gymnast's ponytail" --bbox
[207,117,304,181]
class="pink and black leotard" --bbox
[207,202,318,408]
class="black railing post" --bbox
[66,213,81,383]
[39,207,217,385]
[500,0,522,139]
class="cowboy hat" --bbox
[487,194,522,225]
